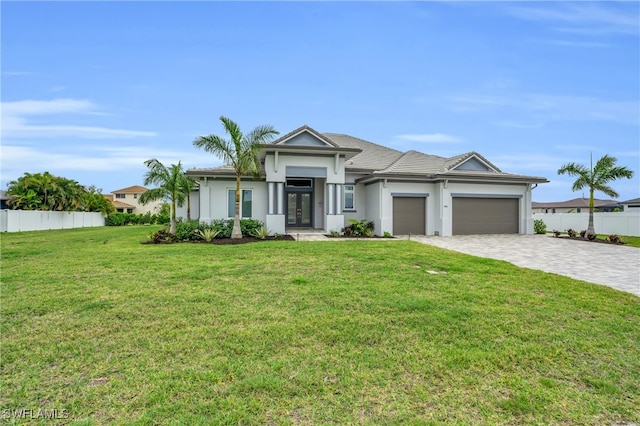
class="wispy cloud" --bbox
[544,39,609,48]
[1,98,157,139]
[1,144,213,174]
[396,133,462,143]
[507,3,640,36]
[449,93,639,126]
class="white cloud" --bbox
[449,93,639,126]
[507,3,639,36]
[396,133,462,143]
[1,98,157,139]
[0,144,217,175]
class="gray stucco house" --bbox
[183,125,548,236]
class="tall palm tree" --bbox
[193,116,279,239]
[139,159,187,235]
[179,175,197,221]
[558,154,634,236]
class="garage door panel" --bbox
[393,197,426,235]
[453,198,518,235]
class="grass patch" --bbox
[2,226,639,424]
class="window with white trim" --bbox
[228,189,252,218]
[115,193,126,199]
[344,185,355,210]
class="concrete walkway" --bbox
[410,234,640,297]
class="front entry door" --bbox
[287,192,312,227]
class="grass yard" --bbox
[1,226,639,425]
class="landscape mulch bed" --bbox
[552,236,626,245]
[144,235,296,245]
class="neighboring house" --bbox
[0,190,9,210]
[620,197,640,211]
[532,198,621,214]
[106,185,161,214]
[184,125,548,236]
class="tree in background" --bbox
[6,172,108,213]
[558,154,634,236]
[139,159,187,235]
[193,116,279,238]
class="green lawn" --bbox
[2,226,639,425]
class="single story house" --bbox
[620,198,640,211]
[531,198,621,214]
[184,125,548,236]
[105,185,161,214]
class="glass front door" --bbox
[287,192,312,227]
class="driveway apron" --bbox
[411,234,640,297]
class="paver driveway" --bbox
[411,234,640,297]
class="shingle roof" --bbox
[323,133,403,171]
[187,126,547,183]
[621,197,640,204]
[111,185,148,194]
[376,150,447,175]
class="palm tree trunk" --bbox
[587,187,595,236]
[170,199,177,235]
[232,175,242,239]
[186,195,191,221]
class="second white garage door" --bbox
[452,197,519,235]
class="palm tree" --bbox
[139,159,187,235]
[558,154,634,236]
[193,116,279,239]
[179,175,197,221]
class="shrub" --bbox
[580,230,587,238]
[328,230,340,238]
[148,228,176,244]
[342,219,375,237]
[608,234,621,244]
[533,219,547,234]
[587,232,597,241]
[567,229,577,238]
[175,220,201,241]
[383,231,392,238]
[196,228,220,242]
[252,226,271,240]
[209,219,264,238]
[552,230,561,237]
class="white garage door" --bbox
[393,197,426,235]
[453,197,519,235]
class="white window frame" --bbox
[344,184,355,211]
[227,189,253,218]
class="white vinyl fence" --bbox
[533,212,640,236]
[0,210,105,233]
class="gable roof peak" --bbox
[271,124,338,147]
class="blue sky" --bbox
[2,1,638,202]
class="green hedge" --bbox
[105,212,170,226]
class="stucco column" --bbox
[277,182,284,215]
[268,182,275,215]
[327,184,335,215]
[335,184,342,214]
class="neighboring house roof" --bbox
[0,190,8,201]
[532,198,619,209]
[621,197,640,204]
[111,185,148,193]
[103,194,135,209]
[186,126,548,184]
